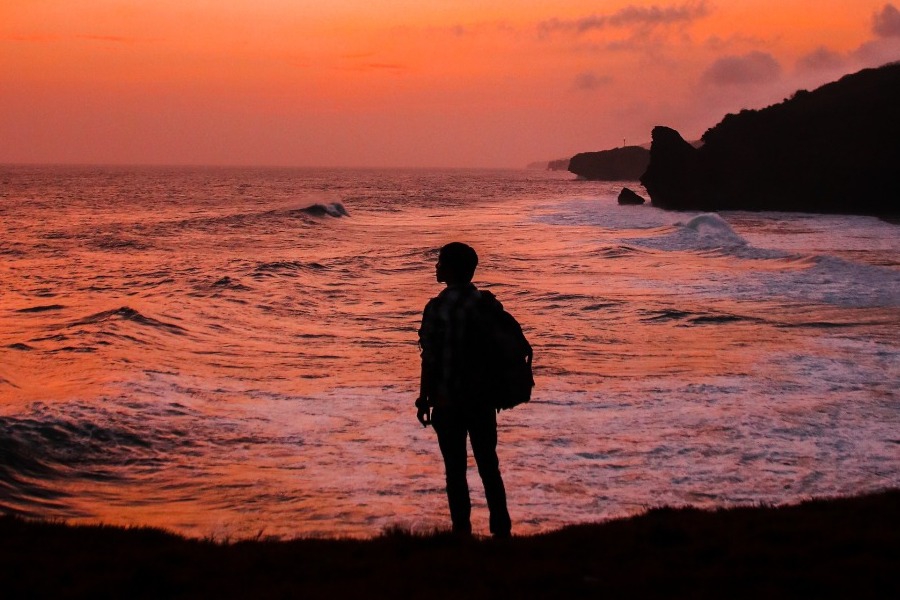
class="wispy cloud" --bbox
[539,1,711,36]
[873,3,900,37]
[361,63,407,71]
[701,51,781,86]
[9,32,150,44]
[791,5,900,76]
[7,33,62,42]
[426,21,517,38]
[796,47,846,72]
[573,72,613,91]
[335,62,409,73]
[77,34,144,44]
[333,52,409,73]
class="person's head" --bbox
[436,242,478,284]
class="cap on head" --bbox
[438,242,478,283]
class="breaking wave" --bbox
[300,202,349,218]
[69,307,187,334]
[0,404,166,517]
[626,213,754,254]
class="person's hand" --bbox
[417,406,432,427]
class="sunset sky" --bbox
[2,1,899,168]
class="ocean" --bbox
[1,165,898,539]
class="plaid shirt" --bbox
[418,283,501,408]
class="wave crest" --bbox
[300,202,349,218]
[679,213,748,247]
[69,306,187,334]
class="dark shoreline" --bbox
[2,489,898,598]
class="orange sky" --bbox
[2,1,899,167]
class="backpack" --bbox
[470,292,535,410]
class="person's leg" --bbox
[467,406,511,537]
[431,407,472,534]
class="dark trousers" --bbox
[431,404,511,536]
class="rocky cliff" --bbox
[640,62,900,214]
[568,146,650,180]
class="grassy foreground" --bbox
[1,490,898,599]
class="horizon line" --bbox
[0,160,542,172]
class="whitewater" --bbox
[1,166,898,538]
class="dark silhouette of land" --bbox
[547,157,571,171]
[568,146,650,181]
[1,490,897,599]
[526,158,571,171]
[641,62,900,215]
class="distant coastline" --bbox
[568,146,650,181]
[640,62,900,215]
[543,62,900,217]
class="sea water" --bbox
[1,165,898,538]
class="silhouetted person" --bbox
[416,242,512,537]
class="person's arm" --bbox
[416,302,434,427]
[416,364,431,427]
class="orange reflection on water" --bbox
[1,168,898,538]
